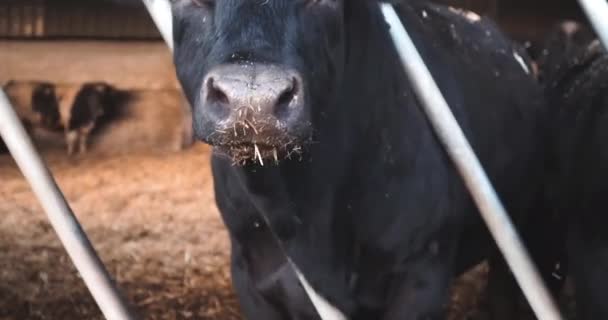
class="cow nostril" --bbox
[206,78,230,105]
[277,78,298,106]
[274,77,300,120]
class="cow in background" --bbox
[537,20,608,320]
[535,20,597,83]
[2,80,62,155]
[3,80,128,156]
[3,80,62,132]
[56,82,126,156]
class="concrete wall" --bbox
[1,40,194,155]
[0,0,159,39]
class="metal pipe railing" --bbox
[379,4,562,319]
[577,0,608,50]
[142,0,174,51]
[0,91,138,320]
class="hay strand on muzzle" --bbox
[254,143,264,166]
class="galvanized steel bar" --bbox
[142,0,174,51]
[0,90,137,320]
[379,4,563,320]
[577,0,608,50]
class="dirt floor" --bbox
[0,145,239,320]
[0,143,575,320]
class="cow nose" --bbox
[201,64,304,125]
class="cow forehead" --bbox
[172,0,289,11]
[172,0,343,16]
[172,0,346,64]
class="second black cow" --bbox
[3,80,62,131]
[537,21,608,320]
[170,0,552,319]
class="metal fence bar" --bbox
[142,0,173,51]
[379,4,563,320]
[0,90,138,320]
[577,0,608,50]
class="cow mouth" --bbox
[213,141,305,166]
[205,119,311,166]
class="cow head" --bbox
[31,82,61,130]
[76,82,125,119]
[171,0,351,164]
[536,20,597,83]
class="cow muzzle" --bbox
[199,63,310,165]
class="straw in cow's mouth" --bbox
[213,142,304,166]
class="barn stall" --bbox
[0,0,591,318]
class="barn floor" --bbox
[0,143,577,320]
[0,144,238,320]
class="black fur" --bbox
[68,82,127,131]
[536,20,597,84]
[4,80,62,131]
[171,1,551,318]
[539,22,608,320]
[63,81,129,155]
[31,82,61,129]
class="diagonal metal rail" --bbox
[380,4,562,320]
[0,91,138,319]
[577,0,608,50]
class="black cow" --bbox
[514,41,540,79]
[32,83,62,130]
[538,22,608,320]
[3,80,62,131]
[170,1,552,319]
[535,20,597,84]
[60,82,123,156]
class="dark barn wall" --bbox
[432,0,587,42]
[0,0,594,56]
[0,0,45,38]
[495,0,587,42]
[0,0,590,42]
[0,0,160,40]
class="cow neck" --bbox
[340,2,429,163]
[230,2,428,236]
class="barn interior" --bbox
[0,0,587,319]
